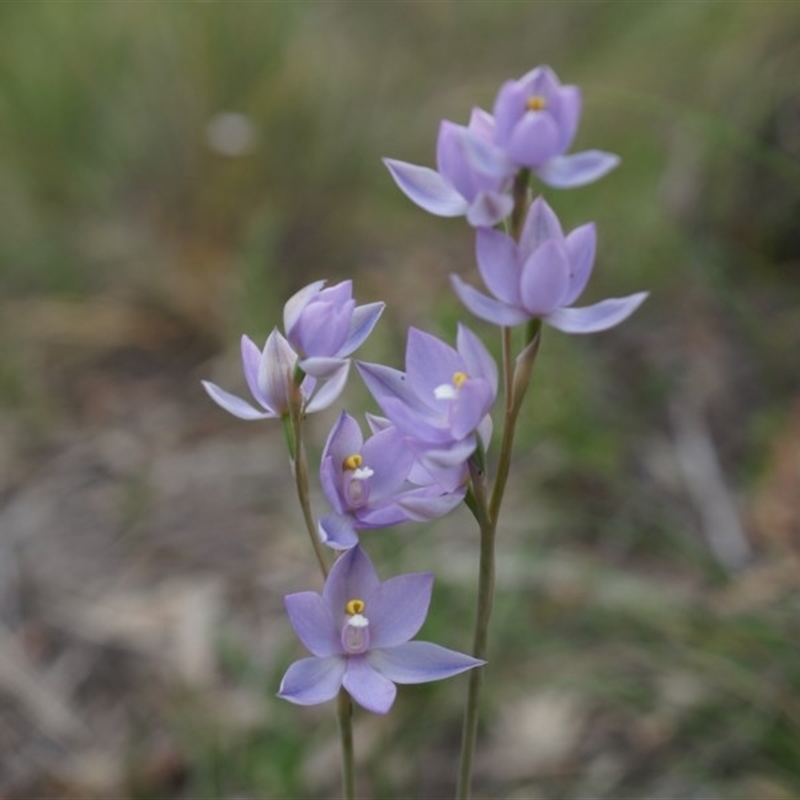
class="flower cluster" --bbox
[202,65,647,724]
[202,279,383,419]
[385,66,620,227]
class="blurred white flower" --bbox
[205,111,257,157]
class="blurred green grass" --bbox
[2,1,800,798]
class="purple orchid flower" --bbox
[284,279,384,378]
[202,328,349,420]
[364,412,473,502]
[357,325,497,489]
[278,545,483,714]
[451,196,648,334]
[492,65,620,188]
[318,412,465,550]
[384,110,515,227]
[385,67,619,219]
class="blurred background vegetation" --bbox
[1,2,799,798]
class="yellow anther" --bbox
[345,599,365,615]
[453,371,469,388]
[342,453,363,471]
[526,95,547,112]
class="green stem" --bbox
[455,458,493,800]
[286,382,328,580]
[337,689,356,800]
[509,168,531,240]
[489,324,540,523]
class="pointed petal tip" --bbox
[201,380,275,420]
[299,355,349,379]
[305,360,350,413]
[277,656,345,706]
[450,274,529,327]
[318,515,359,551]
[545,291,649,334]
[535,150,621,189]
[383,158,468,218]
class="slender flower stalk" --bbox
[337,690,356,799]
[287,379,330,579]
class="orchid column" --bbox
[383,65,647,799]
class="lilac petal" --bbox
[318,514,359,551]
[457,323,498,396]
[305,361,351,413]
[292,299,354,358]
[283,280,326,338]
[418,436,476,470]
[323,545,380,623]
[552,85,581,152]
[259,329,296,415]
[563,222,597,306]
[360,427,414,499]
[367,572,434,649]
[365,413,391,434]
[417,464,468,494]
[320,456,345,514]
[535,150,621,189]
[467,107,495,141]
[465,191,514,228]
[519,196,564,258]
[383,158,468,217]
[396,488,465,521]
[318,280,353,306]
[201,381,274,420]
[278,655,345,706]
[285,592,341,657]
[355,503,412,529]
[478,414,493,450]
[450,378,494,440]
[460,127,515,184]
[300,356,350,379]
[545,292,649,334]
[436,122,476,200]
[492,80,527,146]
[408,458,467,494]
[379,396,452,445]
[339,302,385,358]
[342,656,397,714]
[506,112,561,168]
[241,335,264,406]
[475,227,520,305]
[519,239,571,316]
[368,642,484,684]
[406,327,464,402]
[522,64,560,97]
[356,362,429,414]
[323,412,363,470]
[450,275,529,327]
